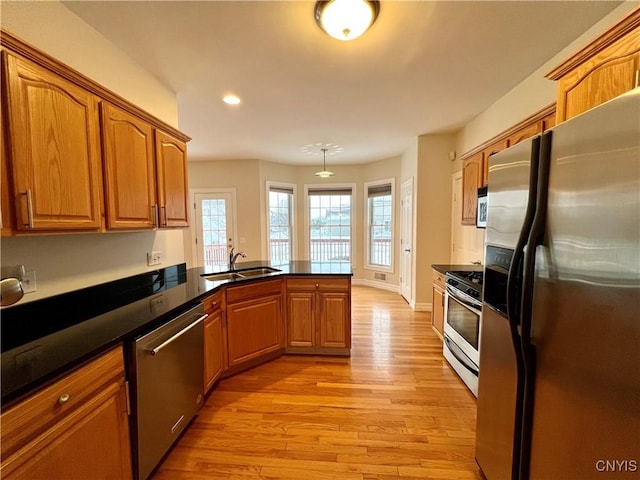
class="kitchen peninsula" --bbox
[0,262,352,479]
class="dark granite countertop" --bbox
[431,264,484,275]
[0,261,352,406]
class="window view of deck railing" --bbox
[307,187,352,266]
[268,185,294,264]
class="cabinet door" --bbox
[1,380,132,479]
[204,309,224,392]
[432,285,445,339]
[155,130,188,227]
[482,139,509,186]
[461,153,482,225]
[101,102,157,229]
[3,53,103,231]
[318,292,350,348]
[226,294,283,367]
[1,91,14,236]
[507,121,543,148]
[287,292,315,347]
[556,30,640,122]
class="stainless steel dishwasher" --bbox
[130,303,207,480]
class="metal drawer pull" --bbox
[315,283,319,288]
[58,393,70,405]
[149,314,207,356]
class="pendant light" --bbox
[314,148,334,178]
[315,0,380,41]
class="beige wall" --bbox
[0,1,184,302]
[414,134,456,308]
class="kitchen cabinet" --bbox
[101,102,157,230]
[461,153,483,225]
[507,120,543,149]
[155,130,189,228]
[225,279,284,370]
[432,269,445,340]
[481,139,509,186]
[547,8,640,123]
[2,51,103,232]
[1,91,14,236]
[285,277,351,354]
[101,103,189,230]
[0,346,132,479]
[203,289,225,393]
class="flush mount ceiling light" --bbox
[314,148,335,178]
[315,0,380,41]
[223,94,241,105]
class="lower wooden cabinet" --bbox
[0,346,132,479]
[286,277,351,354]
[432,269,446,340]
[225,280,284,369]
[203,290,225,393]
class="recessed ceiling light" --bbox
[223,94,241,105]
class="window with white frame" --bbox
[366,180,394,270]
[267,183,295,264]
[307,187,352,266]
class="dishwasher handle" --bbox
[149,313,208,356]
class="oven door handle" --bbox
[444,336,479,376]
[445,285,482,313]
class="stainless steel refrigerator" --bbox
[476,88,640,479]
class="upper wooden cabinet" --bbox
[0,29,191,235]
[155,130,189,228]
[481,138,508,186]
[461,153,483,225]
[3,52,103,232]
[101,102,157,229]
[547,8,640,123]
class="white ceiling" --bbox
[64,1,620,165]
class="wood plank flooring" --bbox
[153,286,483,480]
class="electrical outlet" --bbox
[21,270,37,293]
[147,251,161,266]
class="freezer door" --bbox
[486,138,535,250]
[528,89,640,478]
[475,306,519,480]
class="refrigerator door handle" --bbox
[518,130,553,480]
[502,134,541,480]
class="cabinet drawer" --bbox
[0,346,125,459]
[203,289,224,313]
[433,270,445,288]
[286,277,350,292]
[226,279,282,304]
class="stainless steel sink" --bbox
[236,267,281,277]
[201,266,281,281]
[202,272,245,281]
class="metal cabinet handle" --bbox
[22,189,34,228]
[149,314,207,356]
[635,69,639,89]
[58,393,70,405]
[160,205,167,227]
[152,204,158,227]
[315,283,319,288]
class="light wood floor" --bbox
[154,285,484,480]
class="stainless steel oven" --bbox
[443,271,482,397]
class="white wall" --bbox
[0,1,185,302]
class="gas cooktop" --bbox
[446,270,483,298]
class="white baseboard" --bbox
[351,279,400,293]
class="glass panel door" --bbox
[194,192,235,270]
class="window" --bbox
[193,190,236,269]
[366,180,394,271]
[307,186,353,267]
[267,183,295,264]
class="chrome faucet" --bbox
[229,247,247,270]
